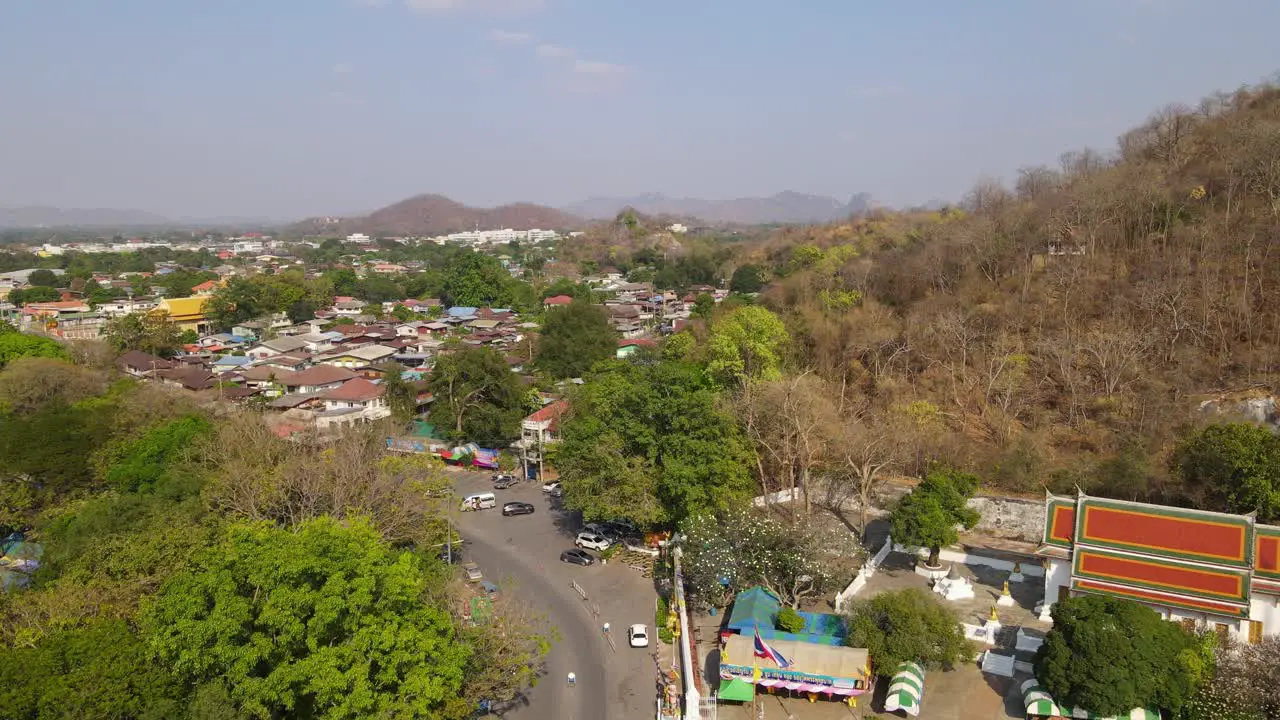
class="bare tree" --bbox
[821,408,907,539]
[1079,322,1152,398]
[740,373,839,518]
[204,417,452,545]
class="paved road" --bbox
[452,472,655,720]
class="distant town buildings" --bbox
[429,228,559,246]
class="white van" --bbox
[461,492,497,511]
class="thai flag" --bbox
[753,624,793,668]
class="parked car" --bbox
[628,624,650,648]
[541,480,562,493]
[604,520,638,537]
[559,549,595,566]
[479,580,500,596]
[575,532,612,552]
[492,473,517,483]
[462,562,483,582]
[438,544,464,564]
[549,486,564,498]
[493,477,517,490]
[502,501,535,517]
[582,522,611,536]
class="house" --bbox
[247,336,310,360]
[315,378,390,429]
[515,400,568,479]
[446,306,479,319]
[543,295,573,307]
[332,299,368,317]
[315,344,397,370]
[117,350,177,377]
[257,352,311,374]
[277,365,358,395]
[238,365,294,397]
[190,280,219,296]
[97,298,158,317]
[155,296,212,335]
[467,319,501,332]
[370,263,407,274]
[231,321,266,341]
[1038,493,1280,643]
[616,338,657,359]
[211,355,254,374]
[294,332,335,354]
[155,366,218,391]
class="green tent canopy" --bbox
[718,677,755,703]
[884,661,925,716]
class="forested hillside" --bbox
[558,82,1280,511]
[754,82,1280,503]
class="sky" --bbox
[1,0,1278,221]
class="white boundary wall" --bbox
[672,548,701,720]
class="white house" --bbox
[316,378,390,429]
[247,336,310,360]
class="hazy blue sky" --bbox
[1,0,1277,220]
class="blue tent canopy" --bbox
[725,586,847,646]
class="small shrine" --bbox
[932,563,975,601]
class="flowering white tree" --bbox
[680,507,863,610]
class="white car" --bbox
[542,480,562,493]
[575,531,612,552]
[628,623,649,648]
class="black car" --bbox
[501,501,535,517]
[559,549,595,566]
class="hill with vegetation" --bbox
[556,81,1280,510]
[294,193,580,236]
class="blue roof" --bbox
[725,585,847,646]
[212,355,253,367]
[447,306,478,317]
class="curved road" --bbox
[462,529,608,720]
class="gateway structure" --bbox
[1037,493,1280,643]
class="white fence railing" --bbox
[672,548,701,720]
[834,535,893,611]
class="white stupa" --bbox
[933,563,976,601]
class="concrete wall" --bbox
[756,483,1048,544]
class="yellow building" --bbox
[155,296,212,335]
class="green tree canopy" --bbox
[8,286,61,304]
[554,359,756,527]
[729,264,766,294]
[141,517,473,720]
[0,331,68,368]
[888,465,980,566]
[1174,423,1280,522]
[426,346,530,446]
[535,299,616,379]
[99,415,213,494]
[103,312,184,357]
[706,305,788,386]
[843,588,973,674]
[1035,595,1205,716]
[0,619,187,720]
[27,268,60,287]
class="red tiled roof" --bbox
[543,295,573,305]
[191,280,217,292]
[321,377,385,402]
[618,338,657,348]
[526,399,568,427]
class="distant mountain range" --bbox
[0,205,279,229]
[293,194,580,236]
[562,191,876,225]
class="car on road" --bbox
[462,562,483,582]
[559,549,595,566]
[502,501,535,516]
[541,480,561,493]
[627,624,649,648]
[575,531,612,552]
[492,472,518,483]
[492,476,517,489]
